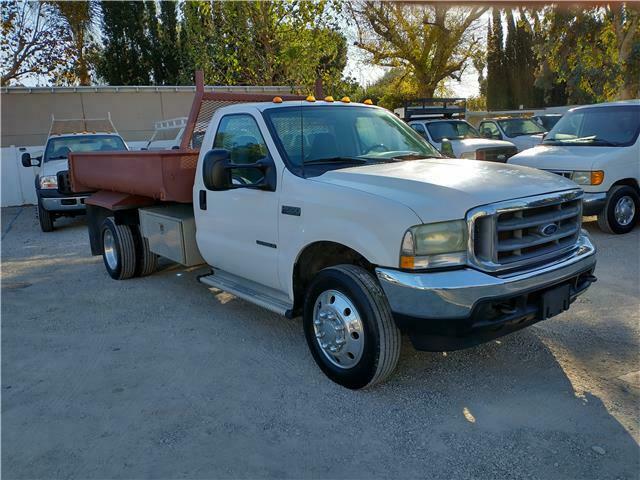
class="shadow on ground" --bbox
[2,207,639,479]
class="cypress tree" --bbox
[97,1,151,85]
[487,9,508,110]
[159,1,180,85]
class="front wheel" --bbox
[37,204,54,232]
[303,265,401,389]
[597,185,639,234]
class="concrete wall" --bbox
[1,85,296,147]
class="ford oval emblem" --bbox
[539,223,559,236]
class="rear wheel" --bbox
[597,185,639,234]
[132,225,158,277]
[37,204,54,232]
[303,264,401,389]
[101,217,136,280]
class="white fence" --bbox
[1,146,41,207]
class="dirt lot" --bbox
[2,206,639,479]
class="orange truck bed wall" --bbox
[68,150,198,203]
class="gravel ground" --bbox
[2,206,639,479]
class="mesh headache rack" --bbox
[49,113,117,136]
[395,98,466,121]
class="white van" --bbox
[509,101,640,234]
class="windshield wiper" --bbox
[545,136,620,146]
[303,157,369,165]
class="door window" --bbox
[480,122,501,139]
[213,114,269,185]
[410,123,428,138]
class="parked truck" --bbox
[509,100,640,234]
[69,74,597,389]
[21,116,128,232]
[395,99,518,161]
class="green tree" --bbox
[158,0,180,85]
[350,2,488,98]
[178,1,349,91]
[523,3,639,103]
[486,9,508,110]
[96,1,152,85]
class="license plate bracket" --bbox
[540,283,571,320]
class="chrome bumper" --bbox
[582,192,607,216]
[376,233,597,320]
[41,196,87,211]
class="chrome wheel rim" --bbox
[614,196,635,226]
[103,229,118,270]
[313,290,364,369]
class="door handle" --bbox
[199,190,207,210]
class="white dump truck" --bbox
[69,76,597,389]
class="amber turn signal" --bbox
[363,99,373,105]
[324,96,334,102]
[306,95,316,102]
[272,96,283,103]
[341,96,351,103]
[591,170,604,185]
[400,256,415,269]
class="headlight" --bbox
[571,170,604,185]
[400,220,468,269]
[39,175,58,189]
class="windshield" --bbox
[44,135,127,162]
[543,105,640,147]
[426,121,480,142]
[263,105,441,172]
[497,118,545,137]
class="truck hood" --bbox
[41,159,69,177]
[509,144,621,171]
[451,138,515,150]
[511,134,544,151]
[313,158,578,223]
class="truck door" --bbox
[196,113,281,290]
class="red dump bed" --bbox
[69,150,198,203]
[68,71,304,208]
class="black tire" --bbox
[131,225,158,277]
[303,264,401,389]
[100,217,137,280]
[37,203,54,232]
[597,185,639,234]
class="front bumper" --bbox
[376,234,597,351]
[39,190,89,212]
[582,192,607,216]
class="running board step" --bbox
[199,270,293,317]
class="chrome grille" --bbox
[468,190,583,272]
[477,146,518,163]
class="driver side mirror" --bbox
[21,152,41,167]
[202,149,276,192]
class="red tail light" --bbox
[475,150,485,160]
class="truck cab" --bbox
[69,79,597,389]
[478,117,546,152]
[23,131,127,232]
[408,118,517,161]
[509,101,640,234]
